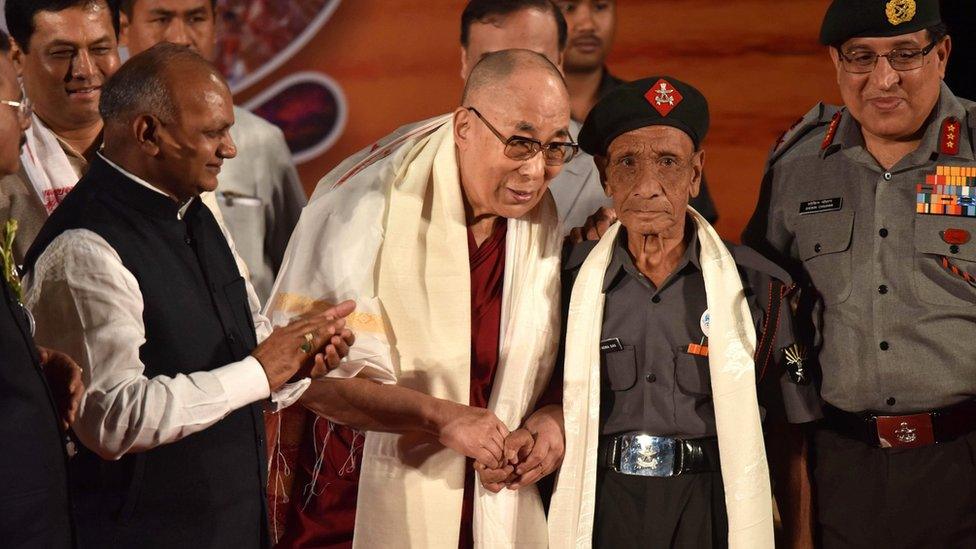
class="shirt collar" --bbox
[97,152,196,219]
[602,219,701,293]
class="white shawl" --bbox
[20,113,80,214]
[548,209,775,548]
[265,115,562,548]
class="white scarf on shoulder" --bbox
[265,115,562,548]
[20,114,80,214]
[547,209,774,549]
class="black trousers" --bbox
[813,427,976,549]
[593,469,728,548]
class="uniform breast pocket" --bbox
[913,215,976,306]
[674,349,711,397]
[796,210,855,305]
[603,346,637,391]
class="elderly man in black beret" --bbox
[545,76,821,548]
[744,0,976,547]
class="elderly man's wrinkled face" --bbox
[0,55,29,175]
[15,2,120,132]
[601,126,703,238]
[121,0,217,60]
[555,0,616,73]
[831,30,949,142]
[455,72,571,220]
[461,9,562,79]
[156,70,236,200]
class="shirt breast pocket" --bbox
[603,346,637,391]
[913,215,976,306]
[796,210,855,305]
[674,349,711,397]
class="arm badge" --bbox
[781,343,810,385]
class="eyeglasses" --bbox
[0,96,32,130]
[467,107,578,166]
[838,39,940,74]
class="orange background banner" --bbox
[233,0,841,240]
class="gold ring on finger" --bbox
[300,332,315,354]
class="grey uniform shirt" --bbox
[560,226,822,439]
[744,83,976,413]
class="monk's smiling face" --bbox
[455,54,571,221]
[599,125,703,239]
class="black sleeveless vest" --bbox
[26,158,269,548]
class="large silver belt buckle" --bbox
[615,434,678,477]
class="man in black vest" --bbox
[0,28,85,549]
[23,43,355,548]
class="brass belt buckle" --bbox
[615,434,678,477]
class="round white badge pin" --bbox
[700,310,710,338]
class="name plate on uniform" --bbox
[600,338,623,353]
[799,197,842,214]
[917,166,976,217]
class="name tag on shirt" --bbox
[600,338,624,353]
[799,197,843,215]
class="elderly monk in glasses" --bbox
[264,49,570,548]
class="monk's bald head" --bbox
[100,42,227,130]
[461,48,566,106]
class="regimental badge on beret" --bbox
[579,76,709,157]
[645,79,683,117]
[886,0,916,25]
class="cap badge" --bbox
[645,79,683,117]
[885,0,916,26]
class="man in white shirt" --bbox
[23,43,354,548]
[117,0,306,303]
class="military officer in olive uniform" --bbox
[743,1,976,547]
[549,77,821,548]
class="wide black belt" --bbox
[598,433,720,476]
[823,398,976,449]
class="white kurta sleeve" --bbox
[24,229,272,461]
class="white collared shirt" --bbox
[24,156,304,460]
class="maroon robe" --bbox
[271,221,507,548]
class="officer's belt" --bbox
[823,399,976,449]
[598,432,720,476]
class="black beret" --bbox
[819,0,942,46]
[578,76,709,157]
